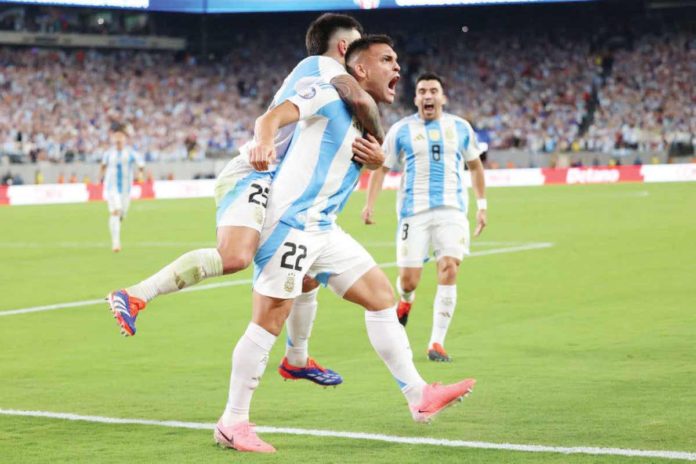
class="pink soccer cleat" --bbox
[214,420,276,453]
[410,379,476,423]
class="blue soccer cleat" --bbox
[278,356,343,386]
[107,289,146,336]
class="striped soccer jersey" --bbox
[101,147,144,195]
[383,113,485,219]
[242,55,347,167]
[263,82,363,232]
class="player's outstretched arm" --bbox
[251,100,301,171]
[362,166,389,225]
[467,157,487,236]
[331,74,385,144]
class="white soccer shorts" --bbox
[214,156,273,232]
[253,223,376,299]
[105,190,131,216]
[396,207,470,268]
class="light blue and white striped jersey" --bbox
[239,55,347,169]
[101,147,144,194]
[383,113,484,219]
[263,83,363,232]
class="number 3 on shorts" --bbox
[401,222,409,241]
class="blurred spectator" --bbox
[0,16,692,165]
[584,31,695,154]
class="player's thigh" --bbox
[216,225,260,272]
[308,228,391,310]
[215,161,271,233]
[342,267,395,311]
[396,212,431,268]
[254,225,326,300]
[105,191,123,215]
[432,208,470,261]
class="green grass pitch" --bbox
[1,182,694,463]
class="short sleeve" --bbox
[456,119,485,161]
[382,123,402,171]
[287,84,340,121]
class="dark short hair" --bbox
[416,72,445,92]
[345,34,395,72]
[305,13,363,56]
[110,122,128,135]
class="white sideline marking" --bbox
[0,279,252,317]
[0,409,693,461]
[0,242,553,317]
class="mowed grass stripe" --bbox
[0,242,553,316]
[1,409,694,461]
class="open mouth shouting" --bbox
[387,74,400,97]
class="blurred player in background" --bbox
[99,124,144,253]
[106,14,385,386]
[363,73,487,362]
[214,37,475,454]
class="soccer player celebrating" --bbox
[99,124,144,253]
[214,37,475,454]
[362,73,488,362]
[106,14,384,387]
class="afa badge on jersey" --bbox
[428,129,441,141]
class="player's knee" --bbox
[368,279,395,311]
[438,258,460,283]
[219,248,253,274]
[400,274,419,293]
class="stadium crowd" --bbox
[584,32,695,154]
[0,19,693,163]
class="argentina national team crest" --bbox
[284,272,296,293]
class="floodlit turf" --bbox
[1,182,695,463]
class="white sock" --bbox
[285,287,319,367]
[221,323,277,427]
[109,216,121,249]
[396,276,415,303]
[365,306,427,404]
[429,285,457,348]
[127,249,223,302]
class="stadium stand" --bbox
[0,3,693,174]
